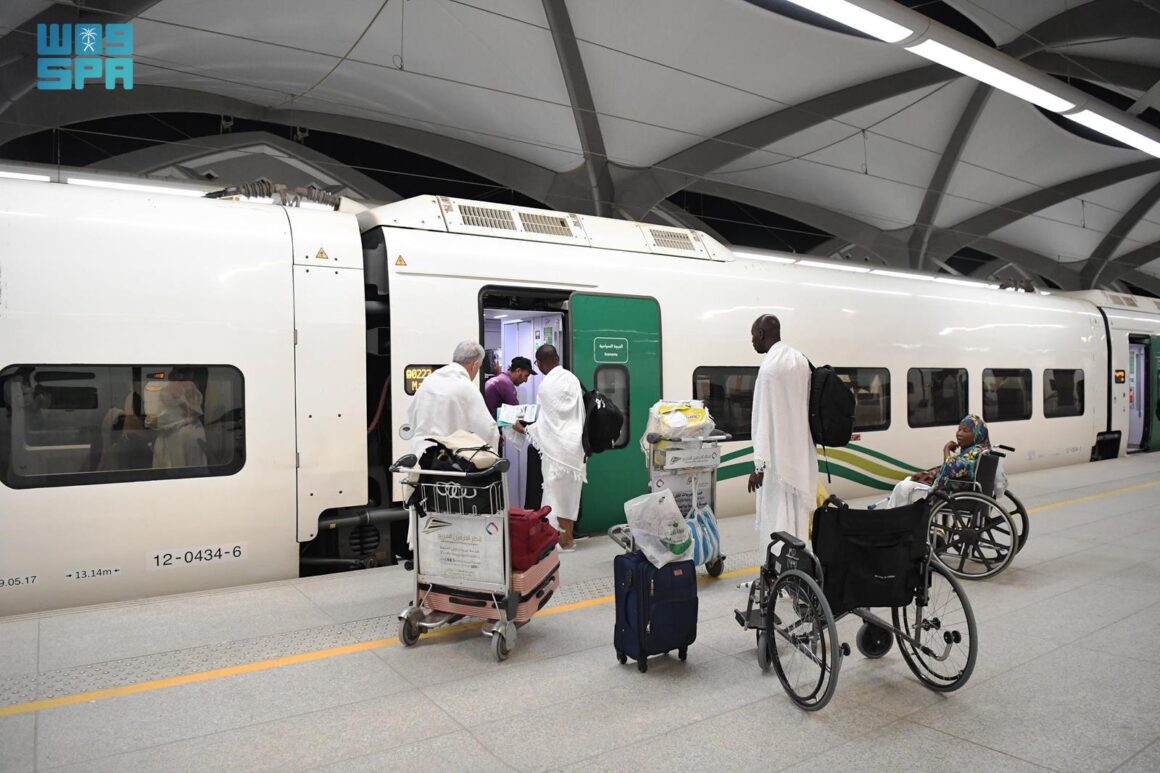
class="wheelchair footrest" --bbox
[734,608,764,630]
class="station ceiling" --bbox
[1,0,1159,293]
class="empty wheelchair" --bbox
[736,496,977,711]
[928,444,1028,580]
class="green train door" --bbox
[570,293,662,534]
[1151,336,1160,451]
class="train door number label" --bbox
[1115,370,1126,384]
[593,337,629,363]
[149,543,248,569]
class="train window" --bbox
[692,366,758,442]
[594,365,630,448]
[907,368,968,428]
[833,367,890,432]
[0,365,245,489]
[1043,369,1085,418]
[983,368,1032,422]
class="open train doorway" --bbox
[1128,335,1155,452]
[480,287,570,510]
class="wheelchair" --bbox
[736,496,977,711]
[927,444,1029,580]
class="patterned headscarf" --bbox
[935,414,991,490]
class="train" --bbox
[2,177,1158,614]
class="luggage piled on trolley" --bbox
[390,432,559,661]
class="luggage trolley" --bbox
[611,430,730,576]
[388,453,556,661]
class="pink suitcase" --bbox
[511,550,559,595]
[419,563,559,624]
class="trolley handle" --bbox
[388,455,511,478]
[645,431,733,444]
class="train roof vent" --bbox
[458,204,517,231]
[518,211,573,237]
[1154,300,1160,311]
[647,228,697,252]
[1123,296,1138,307]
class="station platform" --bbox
[3,454,1160,773]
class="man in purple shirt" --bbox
[484,356,533,418]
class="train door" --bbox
[570,293,662,534]
[1151,336,1160,452]
[1128,336,1149,451]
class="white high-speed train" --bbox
[2,178,1158,615]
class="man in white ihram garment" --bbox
[406,341,499,458]
[513,344,586,552]
[747,315,817,555]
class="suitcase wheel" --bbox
[616,651,627,665]
[638,657,648,673]
[678,647,688,662]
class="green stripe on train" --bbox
[719,458,894,491]
[821,448,910,482]
[715,443,919,477]
[845,443,923,473]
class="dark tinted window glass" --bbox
[983,368,1032,422]
[1043,369,1084,418]
[594,364,629,449]
[833,367,890,432]
[692,367,758,441]
[907,368,968,428]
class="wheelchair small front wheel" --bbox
[893,561,977,692]
[768,569,841,711]
[855,621,894,659]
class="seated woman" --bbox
[886,414,991,507]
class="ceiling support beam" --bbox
[541,0,614,217]
[1080,179,1160,287]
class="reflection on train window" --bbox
[983,368,1032,422]
[594,365,630,449]
[833,367,890,432]
[0,365,245,489]
[692,366,757,442]
[907,368,968,428]
[1043,369,1085,418]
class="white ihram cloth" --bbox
[406,363,499,457]
[526,367,587,527]
[751,341,817,552]
[405,363,498,550]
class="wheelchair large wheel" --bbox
[929,492,1018,579]
[892,561,977,692]
[1003,490,1030,553]
[768,569,841,711]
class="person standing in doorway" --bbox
[407,341,499,457]
[747,315,817,553]
[514,344,585,552]
[484,356,533,419]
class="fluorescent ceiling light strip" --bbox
[933,276,991,288]
[783,0,913,43]
[906,39,1074,113]
[1064,110,1160,158]
[0,171,52,182]
[732,250,797,264]
[797,259,871,273]
[67,177,205,197]
[870,269,934,281]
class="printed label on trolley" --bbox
[660,445,721,471]
[417,514,506,592]
[148,543,247,569]
[650,472,711,514]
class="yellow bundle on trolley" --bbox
[640,400,716,460]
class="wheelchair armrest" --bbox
[768,531,805,551]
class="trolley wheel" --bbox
[855,621,894,659]
[492,630,511,662]
[399,616,420,647]
[756,631,771,672]
[678,647,688,661]
[705,556,725,577]
[768,569,841,711]
[928,492,1018,580]
[617,651,627,665]
[1004,490,1030,553]
[638,657,648,673]
[893,561,977,692]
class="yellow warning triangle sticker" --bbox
[315,247,329,260]
[395,256,407,266]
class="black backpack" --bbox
[581,388,624,457]
[808,362,856,448]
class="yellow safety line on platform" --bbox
[3,478,1153,718]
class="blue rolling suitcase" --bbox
[613,552,698,673]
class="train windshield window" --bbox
[1044,369,1085,418]
[0,365,245,489]
[692,366,757,441]
[907,368,968,428]
[594,365,630,448]
[983,368,1032,422]
[833,367,890,432]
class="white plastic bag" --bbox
[993,458,1009,498]
[623,490,693,568]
